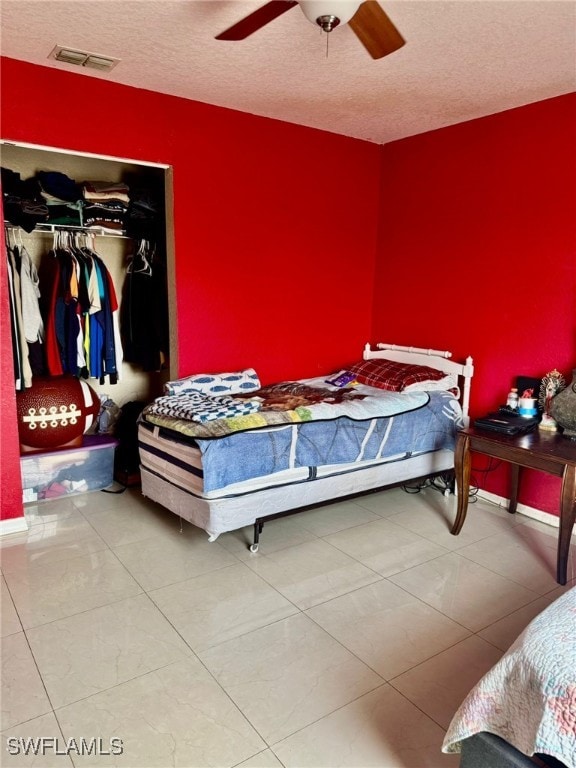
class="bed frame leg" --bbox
[250,520,264,553]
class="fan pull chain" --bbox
[326,31,329,58]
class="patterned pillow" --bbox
[164,368,261,397]
[347,359,447,392]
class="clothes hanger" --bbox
[128,238,153,276]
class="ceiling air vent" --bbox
[49,45,120,73]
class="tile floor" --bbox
[1,484,574,767]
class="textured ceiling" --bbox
[1,0,575,144]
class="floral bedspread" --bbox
[442,587,576,768]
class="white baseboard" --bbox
[0,516,28,536]
[476,490,561,529]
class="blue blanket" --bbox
[196,390,462,491]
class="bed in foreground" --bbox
[138,342,474,550]
[443,587,576,768]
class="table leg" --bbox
[509,464,521,514]
[451,432,471,535]
[557,464,576,586]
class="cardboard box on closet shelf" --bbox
[20,435,118,503]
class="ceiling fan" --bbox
[215,1,405,60]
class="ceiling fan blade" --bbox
[215,1,298,40]
[348,1,405,59]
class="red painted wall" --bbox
[2,58,573,522]
[0,57,380,519]
[374,93,576,514]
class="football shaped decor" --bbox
[16,377,100,451]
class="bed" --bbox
[442,586,575,768]
[138,342,474,551]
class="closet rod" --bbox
[3,223,131,240]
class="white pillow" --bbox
[164,368,260,397]
[403,372,459,394]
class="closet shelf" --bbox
[4,222,130,239]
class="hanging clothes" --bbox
[39,233,122,383]
[121,239,169,372]
[4,230,43,388]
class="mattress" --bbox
[140,448,456,538]
[139,388,462,494]
[139,416,441,501]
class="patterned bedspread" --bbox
[143,379,431,439]
[442,587,576,768]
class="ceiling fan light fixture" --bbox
[298,0,362,30]
[316,15,340,33]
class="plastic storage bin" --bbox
[20,435,118,503]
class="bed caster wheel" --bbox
[249,543,259,553]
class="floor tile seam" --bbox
[0,708,60,737]
[126,559,243,594]
[11,627,55,723]
[46,657,193,717]
[299,517,381,538]
[35,653,205,713]
[230,747,287,768]
[388,560,543,630]
[300,610,390,683]
[314,533,448,577]
[450,547,555,598]
[281,567,389,613]
[250,534,389,583]
[457,516,563,549]
[147,587,302,658]
[472,588,574,651]
[446,528,525,552]
[386,677,454,732]
[379,547,463,581]
[77,506,180,550]
[387,545,544,594]
[339,510,458,553]
[382,506,529,551]
[50,695,113,768]
[23,507,82,528]
[163,652,273,753]
[236,558,336,613]
[24,589,190,642]
[264,680,390,750]
[0,535,119,580]
[144,558,259,599]
[377,574,477,637]
[0,542,114,578]
[2,576,25,635]
[18,580,148,632]
[385,631,488,691]
[0,514,111,559]
[193,612,388,743]
[190,608,321,659]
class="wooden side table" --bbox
[451,427,576,585]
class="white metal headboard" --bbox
[363,343,474,427]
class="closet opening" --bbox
[2,139,177,500]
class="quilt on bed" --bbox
[141,388,462,493]
[143,380,431,438]
[442,587,576,768]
